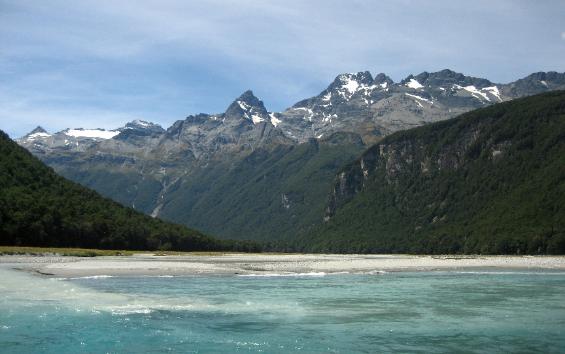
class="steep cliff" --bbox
[300,91,565,254]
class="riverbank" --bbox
[2,253,565,277]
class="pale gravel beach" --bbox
[2,253,565,277]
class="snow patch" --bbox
[132,120,150,127]
[250,114,265,124]
[322,113,337,123]
[406,79,424,89]
[540,80,548,87]
[269,113,281,127]
[482,86,501,101]
[237,100,250,111]
[334,75,378,100]
[66,129,119,139]
[405,93,433,104]
[453,84,490,101]
[341,77,359,94]
[26,132,51,140]
[294,107,314,121]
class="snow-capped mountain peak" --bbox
[122,120,165,134]
[15,69,565,157]
[225,90,270,124]
[23,126,51,141]
[327,71,377,101]
[129,120,152,128]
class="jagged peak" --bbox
[232,90,266,110]
[322,71,381,101]
[21,126,51,140]
[516,71,565,84]
[329,71,374,90]
[405,69,493,89]
[373,73,394,86]
[225,90,269,123]
[123,119,164,131]
[400,74,425,89]
[27,126,48,135]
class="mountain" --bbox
[161,90,290,159]
[274,69,565,144]
[0,130,258,251]
[14,70,565,242]
[298,91,565,254]
[19,120,164,155]
[156,133,364,241]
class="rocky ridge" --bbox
[19,69,565,156]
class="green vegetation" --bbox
[0,131,260,252]
[0,246,136,257]
[159,135,364,241]
[298,91,565,254]
[51,135,364,243]
[0,246,262,257]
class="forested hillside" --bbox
[0,131,258,252]
[298,91,565,254]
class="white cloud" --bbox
[3,0,512,77]
[1,0,564,137]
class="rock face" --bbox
[14,69,565,241]
[160,90,291,159]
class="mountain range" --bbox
[15,69,565,244]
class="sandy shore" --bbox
[1,253,565,277]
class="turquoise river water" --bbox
[1,268,564,353]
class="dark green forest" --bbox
[295,91,565,254]
[0,131,259,252]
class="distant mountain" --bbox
[0,130,257,251]
[298,91,565,254]
[19,120,162,154]
[15,70,565,242]
[275,69,565,143]
[19,70,565,153]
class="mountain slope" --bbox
[0,130,257,251]
[300,91,565,254]
[14,70,565,243]
[158,133,364,241]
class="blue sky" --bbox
[1,0,564,137]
